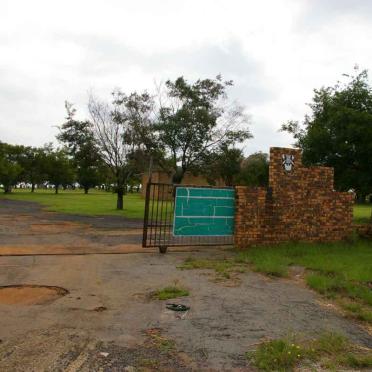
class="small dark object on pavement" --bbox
[166,303,190,312]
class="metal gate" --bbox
[142,182,235,252]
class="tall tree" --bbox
[111,91,163,174]
[281,68,372,202]
[57,102,102,194]
[0,142,23,193]
[156,75,251,183]
[88,93,137,210]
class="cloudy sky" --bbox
[1,0,372,154]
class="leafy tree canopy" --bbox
[155,75,252,183]
[0,142,24,193]
[57,101,103,193]
[238,152,269,187]
[281,68,372,201]
[203,145,244,186]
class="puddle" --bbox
[0,285,69,305]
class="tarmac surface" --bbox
[0,199,145,255]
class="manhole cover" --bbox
[0,285,69,305]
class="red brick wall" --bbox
[234,147,354,248]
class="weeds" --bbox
[238,240,372,324]
[247,332,372,371]
[145,328,176,353]
[178,241,372,323]
[247,338,304,371]
[151,286,189,301]
[339,301,372,323]
[178,256,242,280]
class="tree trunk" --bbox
[55,185,59,194]
[84,187,89,194]
[31,183,35,193]
[172,168,185,184]
[117,188,124,210]
[4,185,11,194]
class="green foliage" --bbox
[247,332,371,371]
[238,152,269,187]
[151,286,189,301]
[57,102,103,193]
[204,145,244,186]
[281,68,372,200]
[0,158,23,193]
[0,142,23,193]
[17,146,47,191]
[43,148,75,193]
[156,75,251,183]
[247,338,306,371]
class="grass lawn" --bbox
[0,189,145,219]
[354,204,372,223]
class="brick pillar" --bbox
[234,186,267,248]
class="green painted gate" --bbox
[173,187,235,236]
[142,183,235,253]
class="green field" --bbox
[0,189,145,219]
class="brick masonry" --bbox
[234,147,354,248]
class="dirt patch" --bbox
[0,199,146,255]
[0,285,68,305]
[0,199,206,255]
[29,222,84,234]
[92,306,107,312]
[0,327,197,372]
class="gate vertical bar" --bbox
[142,181,151,248]
[158,183,165,245]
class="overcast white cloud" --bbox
[1,0,372,154]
